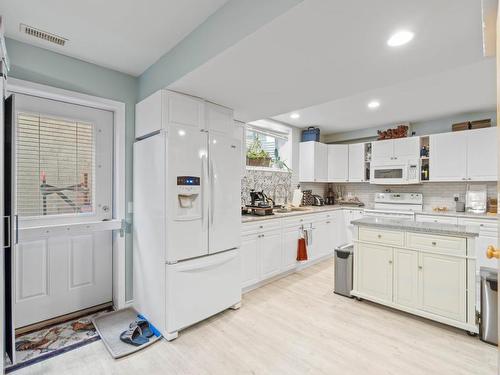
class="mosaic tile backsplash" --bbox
[241,169,292,206]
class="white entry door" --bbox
[13,94,114,328]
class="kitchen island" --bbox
[351,217,479,333]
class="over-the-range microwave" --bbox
[370,159,420,185]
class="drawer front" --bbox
[457,218,497,237]
[242,219,281,235]
[407,232,466,256]
[358,227,404,247]
[310,210,338,222]
[415,215,458,225]
[282,215,314,228]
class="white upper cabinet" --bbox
[327,144,348,182]
[466,127,497,181]
[372,137,419,163]
[135,90,164,138]
[430,128,496,182]
[299,141,328,182]
[135,90,235,139]
[371,139,393,162]
[205,102,234,135]
[348,143,365,182]
[429,132,467,181]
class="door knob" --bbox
[486,245,500,259]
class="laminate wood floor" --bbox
[16,259,497,375]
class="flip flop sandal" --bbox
[130,318,154,338]
[120,324,149,346]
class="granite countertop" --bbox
[351,217,480,238]
[417,208,497,220]
[241,205,348,223]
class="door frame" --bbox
[5,77,128,310]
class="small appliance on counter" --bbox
[480,267,498,345]
[245,189,274,216]
[302,190,314,206]
[325,187,335,205]
[465,185,487,213]
[312,195,325,206]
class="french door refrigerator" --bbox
[134,91,241,341]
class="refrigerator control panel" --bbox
[177,176,200,186]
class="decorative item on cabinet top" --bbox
[377,123,410,140]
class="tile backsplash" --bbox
[241,169,292,206]
[329,182,497,210]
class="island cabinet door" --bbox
[418,252,466,322]
[393,249,419,308]
[357,243,393,302]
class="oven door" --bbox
[370,165,408,184]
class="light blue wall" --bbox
[5,38,138,301]
[138,0,302,100]
[324,110,497,143]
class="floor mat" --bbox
[93,308,161,359]
[6,309,112,373]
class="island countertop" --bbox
[351,217,480,238]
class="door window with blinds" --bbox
[14,94,114,225]
[245,124,290,171]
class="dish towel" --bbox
[297,238,308,261]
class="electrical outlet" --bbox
[453,194,460,201]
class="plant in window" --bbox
[272,148,291,172]
[246,136,271,167]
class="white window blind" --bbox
[16,112,95,218]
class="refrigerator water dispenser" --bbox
[176,176,201,219]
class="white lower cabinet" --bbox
[240,234,260,289]
[393,248,419,308]
[282,226,301,272]
[418,252,466,322]
[354,228,472,331]
[260,230,283,279]
[356,242,393,303]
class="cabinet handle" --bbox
[389,260,393,264]
[431,241,437,246]
[377,234,382,238]
[326,221,331,224]
[418,265,423,270]
[261,234,265,238]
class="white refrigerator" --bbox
[133,91,242,340]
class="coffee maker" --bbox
[325,187,335,205]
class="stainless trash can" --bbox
[480,267,498,345]
[334,244,353,297]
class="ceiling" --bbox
[169,0,494,132]
[0,0,228,76]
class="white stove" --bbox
[364,192,423,219]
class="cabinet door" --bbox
[393,249,419,308]
[282,226,300,271]
[348,143,365,182]
[205,102,234,135]
[241,234,260,288]
[393,137,419,161]
[234,122,246,177]
[167,91,205,130]
[260,231,283,280]
[356,243,393,302]
[327,144,348,182]
[467,127,497,181]
[418,252,466,322]
[371,140,394,162]
[315,142,328,182]
[311,220,332,259]
[429,132,467,181]
[299,142,316,182]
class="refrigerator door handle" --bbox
[201,154,208,228]
[210,158,215,226]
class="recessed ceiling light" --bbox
[290,113,300,119]
[368,100,380,109]
[387,30,414,47]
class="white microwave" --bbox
[370,159,420,185]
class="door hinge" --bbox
[120,219,131,238]
[475,310,481,325]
